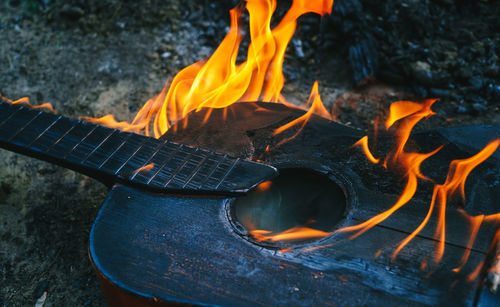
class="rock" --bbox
[283,67,298,81]
[435,0,454,6]
[60,4,85,19]
[456,105,469,114]
[429,88,450,97]
[485,65,499,78]
[332,0,363,16]
[487,84,500,98]
[444,51,458,63]
[34,292,47,307]
[469,76,484,90]
[377,69,406,85]
[34,281,48,299]
[470,96,488,113]
[413,85,428,98]
[8,0,20,7]
[457,66,474,80]
[349,38,378,84]
[432,71,451,87]
[146,52,160,62]
[411,61,433,86]
[116,21,126,30]
[292,39,305,58]
[472,41,485,56]
[472,103,488,113]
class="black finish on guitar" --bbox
[91,102,500,306]
[1,101,499,306]
[0,101,277,195]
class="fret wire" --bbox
[182,155,208,188]
[114,138,148,175]
[146,144,183,185]
[6,110,43,142]
[129,137,170,181]
[0,104,22,128]
[43,123,77,153]
[215,158,240,189]
[62,125,98,159]
[97,133,133,169]
[26,116,62,148]
[80,129,116,164]
[163,148,197,188]
[198,154,226,189]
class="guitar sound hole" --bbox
[230,168,346,247]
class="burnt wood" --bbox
[90,184,486,306]
[0,101,277,194]
[2,99,499,305]
[90,102,500,306]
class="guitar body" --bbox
[90,102,500,306]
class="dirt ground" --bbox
[0,0,499,306]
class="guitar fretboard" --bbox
[0,101,276,194]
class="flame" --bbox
[383,98,437,171]
[132,163,155,175]
[343,99,500,272]
[255,180,273,192]
[84,0,333,139]
[342,99,442,240]
[392,140,500,265]
[467,228,500,282]
[80,114,145,133]
[4,0,500,279]
[4,1,335,146]
[351,136,379,164]
[385,100,433,130]
[250,226,332,242]
[272,81,332,147]
[452,210,484,273]
[0,94,55,113]
[430,139,499,263]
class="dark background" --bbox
[0,0,498,306]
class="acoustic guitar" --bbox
[1,100,499,306]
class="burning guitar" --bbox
[2,0,500,306]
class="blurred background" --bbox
[0,0,498,305]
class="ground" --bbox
[0,0,498,306]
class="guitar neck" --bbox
[0,101,276,194]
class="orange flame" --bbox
[342,99,442,240]
[430,139,499,264]
[255,180,273,192]
[85,0,333,138]
[132,163,155,175]
[452,210,484,273]
[272,81,332,147]
[6,1,499,278]
[249,99,444,249]
[250,227,332,242]
[0,94,55,113]
[348,98,500,271]
[80,114,145,133]
[351,136,379,164]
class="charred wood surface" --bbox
[0,101,277,195]
[91,102,500,306]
